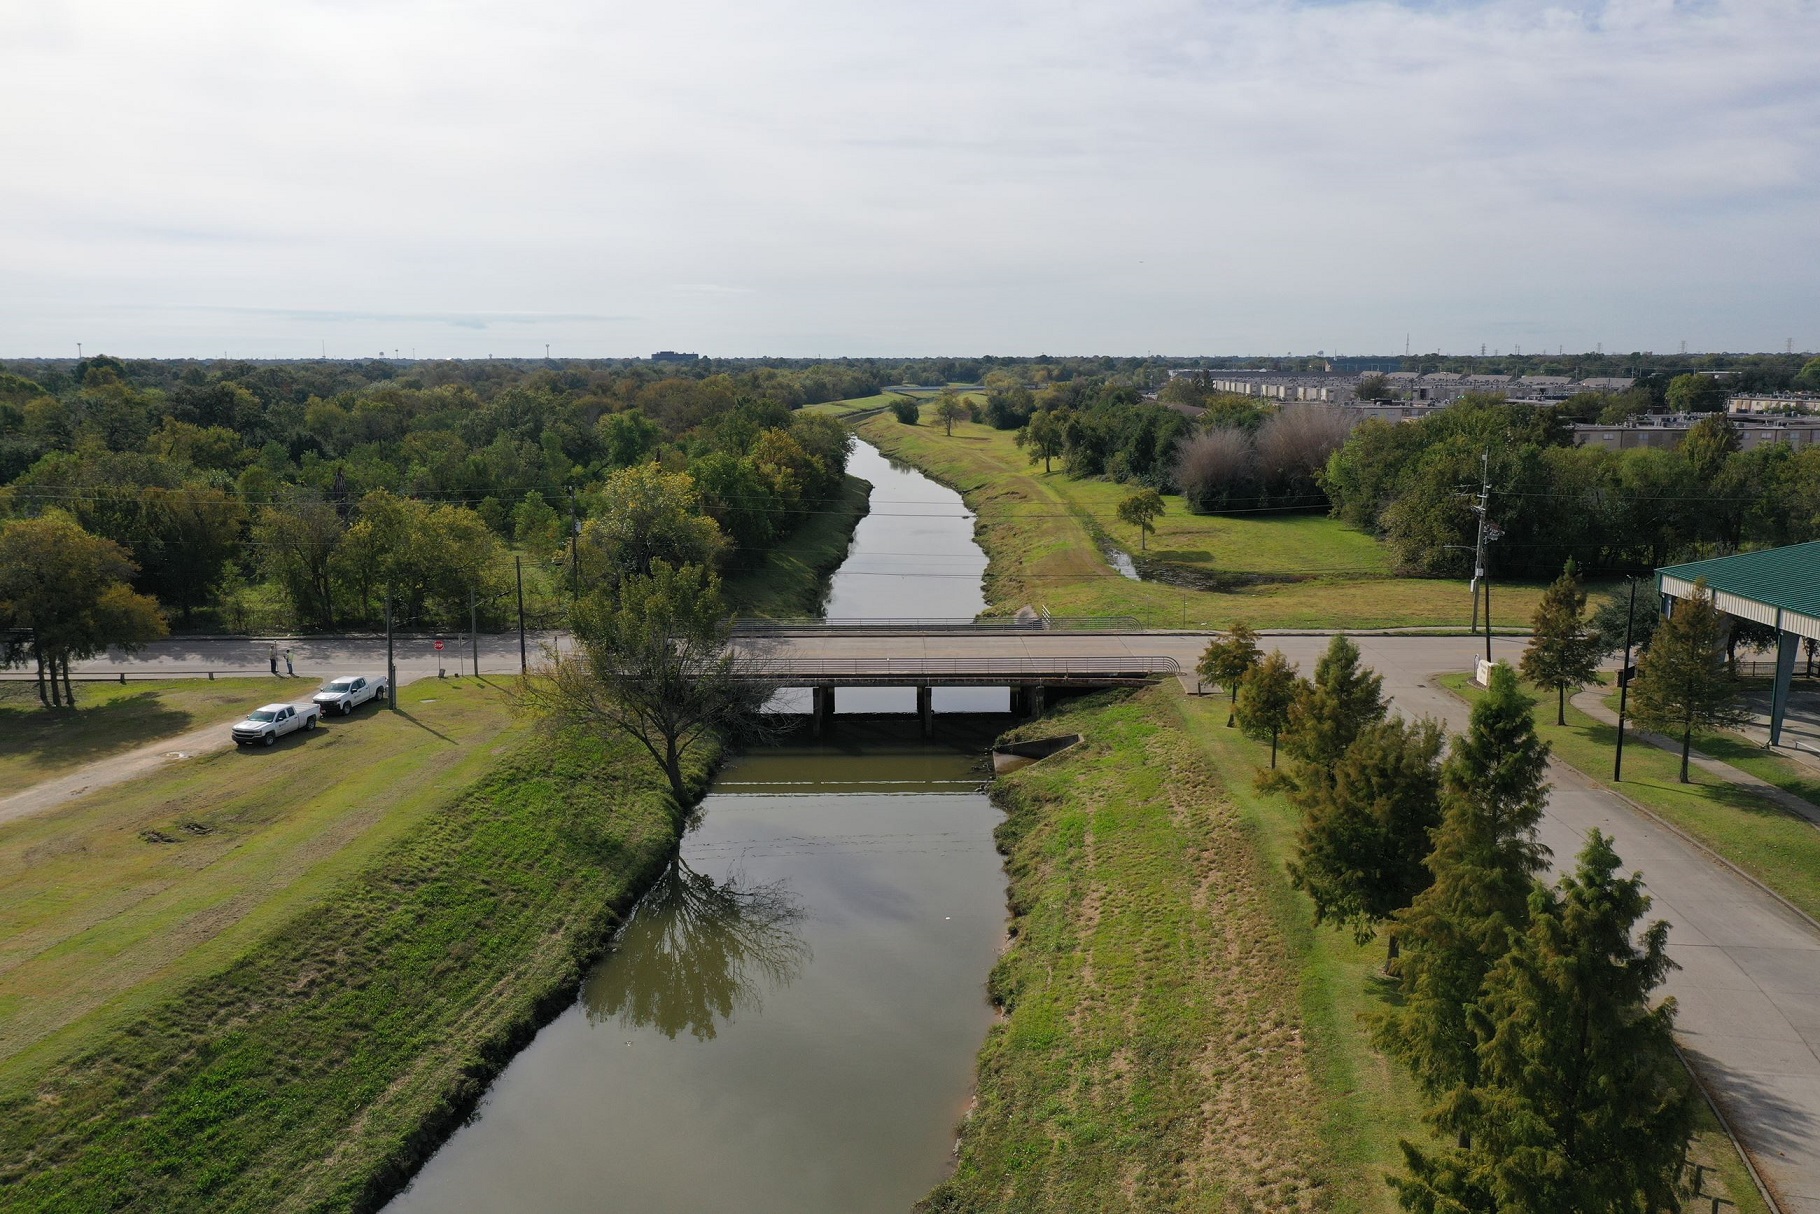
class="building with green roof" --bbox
[1658,540,1820,745]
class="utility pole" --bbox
[516,555,528,674]
[568,485,580,602]
[1467,450,1495,665]
[470,585,479,679]
[1613,578,1638,781]
[385,589,396,708]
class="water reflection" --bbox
[583,855,810,1041]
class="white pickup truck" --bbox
[231,702,319,747]
[312,674,388,716]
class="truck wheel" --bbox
[305,716,317,730]
[263,733,276,747]
[343,701,353,716]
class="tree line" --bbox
[1322,397,1820,578]
[1196,622,1725,1207]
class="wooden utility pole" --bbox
[516,556,528,674]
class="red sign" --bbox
[433,639,445,651]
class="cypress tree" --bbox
[1235,648,1299,768]
[1392,832,1692,1214]
[1520,558,1603,726]
[1198,620,1262,726]
[1288,716,1445,956]
[1629,578,1750,783]
[1278,634,1387,791]
[1375,664,1551,1101]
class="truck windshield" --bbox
[324,681,354,692]
[248,711,276,722]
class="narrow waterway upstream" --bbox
[387,440,1009,1213]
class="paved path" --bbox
[14,630,1820,1207]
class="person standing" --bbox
[268,642,279,676]
[284,646,295,677]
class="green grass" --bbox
[722,474,871,617]
[849,403,1552,630]
[0,677,283,793]
[1596,685,1820,810]
[928,681,1768,1213]
[1443,673,1820,926]
[0,680,702,1211]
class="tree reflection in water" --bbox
[583,854,811,1040]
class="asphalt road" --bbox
[14,629,1820,1208]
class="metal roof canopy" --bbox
[1657,540,1820,746]
[1658,541,1820,643]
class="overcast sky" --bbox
[2,0,1816,359]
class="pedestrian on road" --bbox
[284,647,295,677]
[268,642,278,676]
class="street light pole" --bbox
[516,555,528,675]
[1613,578,1638,781]
[385,589,396,708]
[470,585,479,679]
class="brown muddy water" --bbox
[387,441,1013,1212]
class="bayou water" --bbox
[387,440,1009,1213]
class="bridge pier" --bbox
[1012,683,1046,719]
[812,684,836,737]
[917,685,933,737]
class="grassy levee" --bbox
[0,677,282,793]
[722,473,871,617]
[0,680,707,1211]
[848,403,1550,630]
[922,684,1414,1212]
[1444,672,1820,924]
[923,682,1767,1212]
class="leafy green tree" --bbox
[1235,649,1298,767]
[890,398,920,425]
[511,490,563,560]
[1377,665,1550,1100]
[0,513,167,708]
[1629,578,1748,782]
[1355,373,1394,401]
[524,561,769,810]
[1680,412,1741,483]
[576,464,724,588]
[1289,716,1445,954]
[1519,559,1603,725]
[1796,356,1820,391]
[1590,583,1661,660]
[1016,409,1066,473]
[1664,372,1726,414]
[254,493,344,630]
[935,392,969,436]
[597,409,660,468]
[1116,487,1165,550]
[131,485,245,625]
[1392,832,1692,1213]
[334,491,508,626]
[1279,635,1387,791]
[1198,620,1261,726]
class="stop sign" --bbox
[433,639,444,651]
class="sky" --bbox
[2,0,1816,360]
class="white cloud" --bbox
[1,0,1815,357]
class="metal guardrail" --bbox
[0,669,273,683]
[732,616,1145,633]
[737,655,1181,683]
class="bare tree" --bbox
[1255,404,1355,502]
[1173,427,1256,512]
[520,561,771,809]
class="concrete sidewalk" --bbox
[1571,687,1820,828]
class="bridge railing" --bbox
[732,616,1145,633]
[738,655,1182,682]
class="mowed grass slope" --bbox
[852,404,1550,630]
[0,681,518,1077]
[0,680,697,1211]
[924,686,1337,1212]
[0,677,283,793]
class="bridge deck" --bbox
[730,630,1201,686]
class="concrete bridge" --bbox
[729,626,1191,735]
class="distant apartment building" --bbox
[1729,392,1819,416]
[1574,415,1820,452]
[650,350,700,363]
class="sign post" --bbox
[434,636,445,679]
